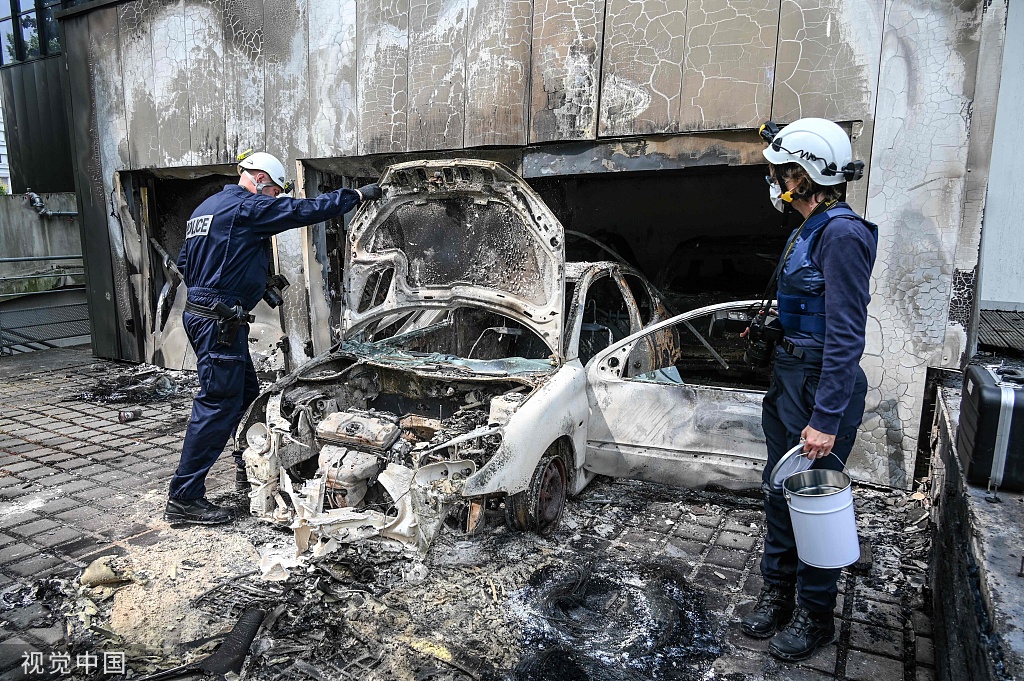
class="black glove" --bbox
[356,183,382,201]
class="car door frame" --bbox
[564,265,646,363]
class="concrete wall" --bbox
[978,0,1024,312]
[0,193,82,295]
[57,0,1009,487]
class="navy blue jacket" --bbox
[177,185,361,310]
[799,213,877,434]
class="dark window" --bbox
[0,18,13,65]
[40,4,56,54]
[19,11,37,59]
[0,0,71,64]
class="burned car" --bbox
[238,160,767,562]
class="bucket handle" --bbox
[782,448,848,502]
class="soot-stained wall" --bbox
[58,0,1010,488]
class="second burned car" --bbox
[237,160,767,559]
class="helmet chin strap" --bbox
[244,170,275,195]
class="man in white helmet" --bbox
[738,119,877,661]
[166,151,381,525]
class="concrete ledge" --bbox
[930,386,1022,681]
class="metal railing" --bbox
[0,256,89,354]
[0,255,83,263]
[0,298,90,355]
[0,256,85,285]
[0,270,85,283]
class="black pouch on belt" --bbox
[186,301,255,346]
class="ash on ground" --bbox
[77,364,199,405]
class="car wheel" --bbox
[504,451,568,536]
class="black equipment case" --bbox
[957,364,1024,492]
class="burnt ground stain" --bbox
[78,368,196,405]
[513,559,723,681]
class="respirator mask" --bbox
[768,182,786,212]
[766,174,793,213]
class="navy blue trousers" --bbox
[759,347,867,613]
[169,312,259,500]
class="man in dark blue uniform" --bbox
[166,151,380,525]
[739,119,877,661]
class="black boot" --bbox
[740,583,796,638]
[165,498,232,525]
[768,607,836,661]
[235,457,250,493]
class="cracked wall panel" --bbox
[357,0,410,155]
[464,0,532,146]
[678,0,779,131]
[943,0,1007,366]
[772,0,884,212]
[88,8,141,360]
[529,0,606,142]
[407,0,467,151]
[856,0,983,488]
[773,0,883,123]
[150,0,192,166]
[88,8,130,172]
[309,0,358,157]
[264,0,313,368]
[265,0,311,164]
[119,0,159,168]
[222,0,265,159]
[185,0,227,165]
[598,0,687,136]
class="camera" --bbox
[744,311,785,368]
[263,274,290,308]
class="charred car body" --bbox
[238,160,767,559]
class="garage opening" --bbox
[526,165,790,313]
[528,165,805,389]
[124,170,236,306]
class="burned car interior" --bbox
[360,307,553,362]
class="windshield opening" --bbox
[343,306,556,376]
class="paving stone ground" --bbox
[0,347,934,680]
[0,347,238,678]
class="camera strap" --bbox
[754,199,837,316]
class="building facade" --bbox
[54,0,1014,488]
[0,0,80,194]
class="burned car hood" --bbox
[343,160,565,356]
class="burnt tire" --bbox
[505,452,568,536]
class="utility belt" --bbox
[778,339,823,363]
[184,300,254,346]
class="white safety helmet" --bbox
[760,118,863,186]
[238,151,292,192]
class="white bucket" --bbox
[783,468,860,569]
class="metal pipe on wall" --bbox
[24,191,79,218]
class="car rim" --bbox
[536,457,567,531]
